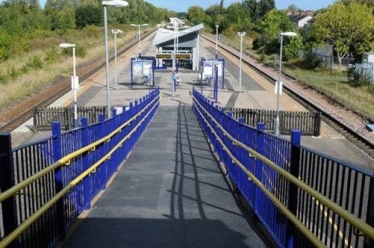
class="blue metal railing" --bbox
[0,88,160,247]
[192,87,374,248]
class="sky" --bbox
[36,0,335,12]
[143,0,336,12]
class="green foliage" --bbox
[75,4,102,29]
[75,45,87,58]
[45,47,59,65]
[256,0,275,20]
[187,6,206,25]
[313,2,374,67]
[347,66,372,86]
[302,53,322,69]
[27,56,43,69]
[261,9,296,41]
[0,33,12,61]
[225,3,251,32]
[284,35,303,60]
[260,53,267,64]
[8,66,18,79]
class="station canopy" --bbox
[152,23,204,49]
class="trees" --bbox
[313,2,374,68]
[75,4,102,28]
[187,6,206,25]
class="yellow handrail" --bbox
[193,94,374,243]
[0,93,160,247]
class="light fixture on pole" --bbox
[111,29,122,90]
[102,0,129,118]
[275,31,297,136]
[59,43,78,128]
[215,24,219,59]
[130,23,148,57]
[237,32,246,93]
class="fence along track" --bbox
[0,31,155,133]
[202,36,374,160]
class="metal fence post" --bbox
[255,122,265,215]
[314,112,321,137]
[52,121,66,241]
[365,174,374,248]
[81,117,91,210]
[98,113,107,191]
[286,129,301,248]
[0,133,19,247]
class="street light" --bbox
[102,0,128,118]
[237,32,246,93]
[111,29,122,90]
[215,24,219,59]
[130,23,148,57]
[275,31,297,136]
[59,43,78,128]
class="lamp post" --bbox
[215,24,219,59]
[237,32,246,93]
[111,29,122,90]
[275,31,297,136]
[59,43,78,128]
[130,23,148,57]
[102,0,128,118]
[172,19,177,72]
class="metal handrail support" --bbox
[192,90,374,244]
[0,90,160,247]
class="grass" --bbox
[283,64,374,119]
[205,31,374,120]
[0,24,141,112]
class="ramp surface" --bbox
[63,104,272,248]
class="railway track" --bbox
[202,36,374,160]
[0,31,154,133]
[2,32,373,159]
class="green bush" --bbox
[0,73,7,84]
[8,66,18,79]
[45,47,59,65]
[27,56,43,69]
[75,45,87,58]
[260,53,267,64]
[302,53,322,69]
[357,76,372,86]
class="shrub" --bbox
[302,53,322,69]
[357,76,372,86]
[260,53,267,64]
[45,47,59,65]
[27,56,43,69]
[75,45,86,58]
[8,66,18,79]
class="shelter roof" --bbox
[152,23,204,47]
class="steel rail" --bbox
[0,30,155,133]
[201,35,374,159]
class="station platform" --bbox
[10,32,373,172]
[6,31,373,247]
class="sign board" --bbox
[155,53,172,59]
[176,53,191,59]
[155,53,191,60]
[202,59,224,78]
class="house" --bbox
[287,10,314,28]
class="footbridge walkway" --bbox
[1,38,374,248]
